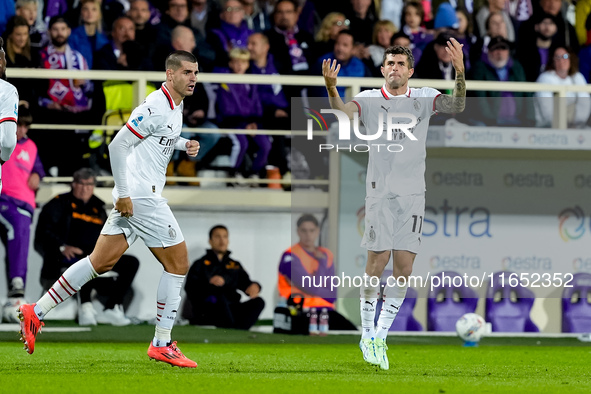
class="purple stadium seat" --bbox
[427,271,478,331]
[374,286,423,331]
[485,271,539,332]
[562,273,591,333]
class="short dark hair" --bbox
[274,0,298,13]
[73,168,97,184]
[48,16,70,29]
[17,105,32,126]
[382,45,414,69]
[209,225,228,239]
[336,30,354,43]
[165,50,198,71]
[297,214,318,228]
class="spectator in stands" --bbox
[266,0,315,77]
[241,0,270,32]
[128,0,157,62]
[157,0,191,48]
[455,7,479,73]
[0,0,15,37]
[15,0,48,54]
[278,214,356,330]
[579,14,591,83]
[248,32,289,176]
[0,106,45,323]
[516,13,558,82]
[216,48,270,182]
[535,46,591,128]
[517,0,579,54]
[297,0,320,34]
[3,16,36,106]
[190,0,221,38]
[345,0,377,46]
[313,12,349,61]
[575,0,591,47]
[317,30,372,97]
[391,30,422,65]
[184,225,265,330]
[209,0,253,67]
[415,31,459,80]
[37,16,95,119]
[35,168,139,326]
[401,1,433,54]
[94,16,150,70]
[367,20,397,74]
[471,36,534,126]
[470,11,510,64]
[380,0,404,30]
[475,0,516,41]
[36,16,105,175]
[69,0,109,70]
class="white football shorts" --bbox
[361,194,425,253]
[101,198,184,248]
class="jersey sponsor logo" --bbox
[167,124,173,131]
[17,150,31,162]
[368,226,376,242]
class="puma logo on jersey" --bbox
[167,124,173,131]
[365,300,375,307]
[147,108,153,115]
[381,105,390,112]
[390,304,400,310]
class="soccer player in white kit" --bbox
[322,42,466,370]
[18,50,201,368]
[0,37,19,191]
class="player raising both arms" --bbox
[0,37,19,183]
[322,40,465,370]
[18,50,201,368]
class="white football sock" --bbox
[375,279,408,340]
[360,279,381,340]
[34,256,98,319]
[152,271,184,347]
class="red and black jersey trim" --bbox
[0,117,17,124]
[161,84,175,110]
[351,100,361,115]
[126,123,144,139]
[432,93,442,112]
[380,87,390,100]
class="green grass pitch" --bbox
[1,323,590,393]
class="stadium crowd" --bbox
[1,0,591,179]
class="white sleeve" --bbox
[174,137,189,151]
[0,121,17,162]
[109,126,142,198]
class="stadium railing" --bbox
[8,68,590,213]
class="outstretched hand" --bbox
[322,58,341,90]
[445,37,464,73]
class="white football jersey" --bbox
[0,79,18,126]
[115,83,183,199]
[352,85,440,197]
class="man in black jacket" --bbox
[184,225,264,330]
[34,168,139,326]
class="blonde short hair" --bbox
[372,20,397,45]
[229,48,250,61]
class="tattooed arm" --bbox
[435,37,466,114]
